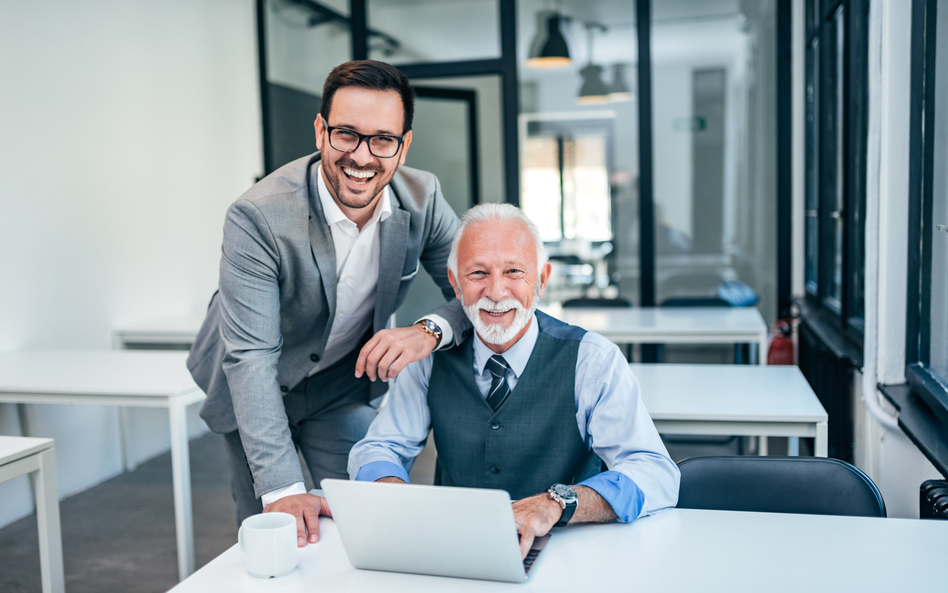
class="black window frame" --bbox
[802,0,869,348]
[884,0,948,478]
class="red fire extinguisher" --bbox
[767,319,795,365]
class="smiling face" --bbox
[448,219,552,353]
[314,85,412,224]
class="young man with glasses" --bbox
[187,60,470,547]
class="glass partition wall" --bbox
[257,0,787,356]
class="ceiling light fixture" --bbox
[577,22,610,105]
[608,64,633,103]
[526,12,572,68]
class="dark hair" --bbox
[320,60,415,134]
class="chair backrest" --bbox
[562,297,632,308]
[660,296,731,308]
[677,456,887,517]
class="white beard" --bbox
[463,287,539,346]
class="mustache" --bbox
[476,298,523,313]
[337,157,383,174]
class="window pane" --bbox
[367,0,500,64]
[518,0,638,304]
[830,8,845,308]
[805,38,820,294]
[652,0,779,323]
[264,0,351,170]
[522,136,563,241]
[929,0,948,380]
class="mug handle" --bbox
[238,525,244,553]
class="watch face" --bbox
[552,484,578,504]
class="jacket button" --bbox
[490,466,500,474]
[310,354,319,362]
[491,421,500,430]
[280,385,288,393]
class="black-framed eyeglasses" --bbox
[326,126,406,159]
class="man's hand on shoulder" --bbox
[263,493,331,547]
[511,493,563,560]
[356,325,438,382]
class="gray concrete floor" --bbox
[0,432,238,593]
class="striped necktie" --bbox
[486,355,512,411]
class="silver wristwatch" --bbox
[547,483,578,527]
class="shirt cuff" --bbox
[578,471,645,523]
[355,460,411,483]
[417,314,453,350]
[260,481,307,507]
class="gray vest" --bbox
[427,311,602,500]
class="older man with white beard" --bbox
[347,203,679,557]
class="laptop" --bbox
[320,479,551,583]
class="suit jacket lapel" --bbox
[375,199,409,333]
[307,156,338,326]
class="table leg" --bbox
[169,399,195,580]
[814,421,828,457]
[788,437,800,456]
[758,436,768,456]
[33,448,65,593]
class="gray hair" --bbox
[447,203,548,279]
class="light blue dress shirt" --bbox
[348,313,680,522]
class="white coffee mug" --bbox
[238,512,298,578]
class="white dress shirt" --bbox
[262,165,453,507]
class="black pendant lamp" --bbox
[608,64,633,102]
[526,13,571,68]
[577,22,609,104]
[577,65,611,104]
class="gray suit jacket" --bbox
[186,152,470,496]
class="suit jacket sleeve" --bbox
[418,177,472,347]
[218,198,304,497]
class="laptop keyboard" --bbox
[521,534,551,575]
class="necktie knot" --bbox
[487,355,509,378]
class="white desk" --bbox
[633,363,828,456]
[0,436,64,593]
[543,304,769,364]
[0,351,205,581]
[112,312,206,350]
[169,508,948,592]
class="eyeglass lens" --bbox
[330,129,401,158]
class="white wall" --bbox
[0,0,262,528]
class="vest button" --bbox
[490,466,500,474]
[491,422,500,430]
[280,385,288,393]
[310,353,319,362]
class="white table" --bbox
[632,363,828,456]
[543,304,769,364]
[0,436,64,593]
[112,311,206,350]
[0,351,206,581]
[169,508,948,592]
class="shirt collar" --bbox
[473,313,540,379]
[316,163,392,227]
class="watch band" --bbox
[415,319,443,348]
[548,484,578,527]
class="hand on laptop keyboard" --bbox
[511,493,563,559]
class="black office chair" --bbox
[561,297,633,308]
[677,456,887,517]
